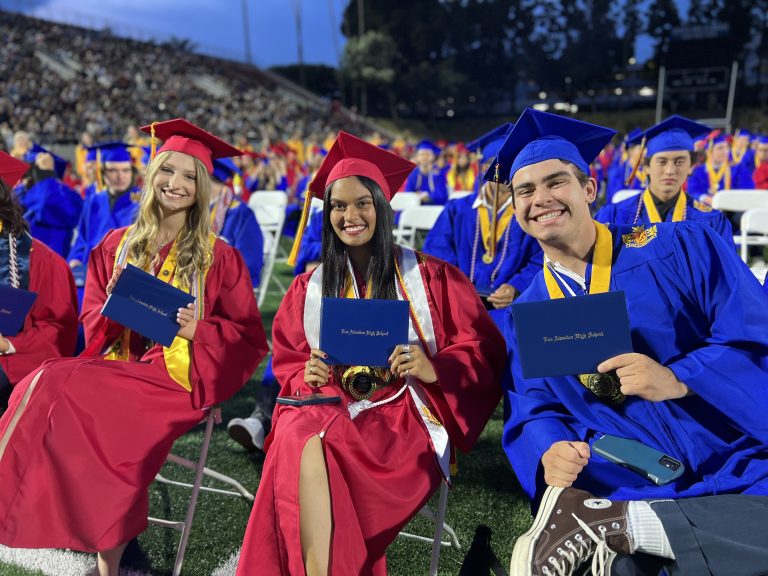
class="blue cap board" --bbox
[212,157,241,182]
[87,141,133,163]
[24,143,69,179]
[485,108,616,183]
[643,115,711,157]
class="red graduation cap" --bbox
[139,118,242,174]
[0,151,30,188]
[308,130,415,200]
[288,130,416,266]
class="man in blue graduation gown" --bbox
[68,142,141,288]
[423,123,542,311]
[404,140,448,205]
[687,133,754,203]
[210,158,264,286]
[17,145,83,259]
[596,116,734,246]
[497,109,768,576]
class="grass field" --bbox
[0,253,534,576]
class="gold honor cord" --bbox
[543,220,613,299]
[705,160,731,192]
[542,220,624,404]
[642,189,687,223]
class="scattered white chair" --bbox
[711,189,768,213]
[739,207,768,263]
[394,205,444,248]
[390,192,422,212]
[448,190,474,201]
[611,189,642,204]
[248,191,288,307]
[149,407,254,576]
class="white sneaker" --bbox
[227,417,266,451]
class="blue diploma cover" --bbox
[0,284,38,336]
[512,291,632,378]
[320,298,409,367]
[101,264,195,347]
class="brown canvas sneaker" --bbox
[510,486,633,576]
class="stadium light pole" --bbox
[291,0,307,87]
[241,0,253,64]
[357,0,367,115]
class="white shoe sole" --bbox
[510,486,565,575]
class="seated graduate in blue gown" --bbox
[496,109,768,576]
[210,158,264,286]
[16,144,83,259]
[604,128,646,205]
[596,116,734,246]
[68,142,142,289]
[687,132,755,203]
[423,123,542,314]
[404,140,448,205]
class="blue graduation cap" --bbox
[735,129,754,140]
[212,157,241,183]
[756,135,768,145]
[467,122,515,165]
[416,139,440,155]
[625,128,643,147]
[485,108,616,183]
[643,115,710,157]
[24,143,69,179]
[87,141,133,163]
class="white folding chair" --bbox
[739,208,768,263]
[448,190,474,201]
[393,205,445,248]
[711,190,768,248]
[390,192,422,212]
[398,481,461,576]
[248,191,288,307]
[611,189,642,204]
[148,407,254,576]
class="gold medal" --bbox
[482,252,494,264]
[578,372,625,405]
[341,366,385,401]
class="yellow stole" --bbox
[104,227,216,392]
[642,189,686,223]
[478,204,514,256]
[705,160,731,192]
[543,221,613,299]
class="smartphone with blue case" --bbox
[593,434,685,486]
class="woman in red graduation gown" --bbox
[236,132,505,576]
[0,152,78,400]
[0,120,269,576]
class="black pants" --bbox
[612,495,768,576]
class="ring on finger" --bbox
[402,344,410,352]
[404,368,409,375]
[309,367,314,375]
[405,353,411,362]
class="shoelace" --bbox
[539,513,617,576]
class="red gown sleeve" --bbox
[80,228,125,352]
[2,239,78,384]
[189,243,269,408]
[418,255,506,452]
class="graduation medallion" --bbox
[578,372,625,405]
[341,366,390,401]
[482,252,494,264]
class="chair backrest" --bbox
[248,191,288,306]
[394,205,444,247]
[741,208,768,235]
[611,189,642,204]
[711,189,768,212]
[448,190,473,201]
[390,192,422,212]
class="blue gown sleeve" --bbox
[67,193,95,264]
[665,224,768,443]
[421,202,459,265]
[293,210,323,275]
[227,204,264,286]
[686,167,709,200]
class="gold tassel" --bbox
[150,121,158,162]
[287,189,315,266]
[95,148,104,191]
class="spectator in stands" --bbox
[498,108,768,576]
[0,119,268,576]
[0,151,78,409]
[236,131,504,576]
[687,133,754,203]
[446,144,477,193]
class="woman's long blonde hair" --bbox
[127,150,213,288]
